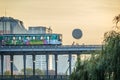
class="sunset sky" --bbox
[0,0,120,45]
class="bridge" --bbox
[0,45,102,80]
[0,45,101,53]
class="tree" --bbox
[70,14,120,80]
[21,68,33,75]
[4,70,11,75]
[103,15,120,79]
[113,14,120,29]
[35,68,44,75]
[21,68,44,75]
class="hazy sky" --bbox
[0,0,120,45]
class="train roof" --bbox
[0,33,62,36]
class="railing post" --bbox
[10,55,14,77]
[55,54,58,78]
[46,54,49,76]
[32,54,36,76]
[68,53,72,75]
[23,54,26,80]
[1,54,4,78]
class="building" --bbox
[0,17,27,34]
[28,26,46,34]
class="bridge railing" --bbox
[0,75,69,80]
[0,45,102,49]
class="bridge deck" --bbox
[0,45,102,55]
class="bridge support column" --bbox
[32,54,36,76]
[55,54,58,77]
[68,54,72,75]
[46,54,49,76]
[23,54,26,80]
[1,55,4,77]
[10,55,14,76]
[77,54,80,59]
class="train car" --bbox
[0,34,62,46]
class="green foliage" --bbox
[35,68,44,75]
[21,68,44,75]
[113,14,120,29]
[4,70,11,75]
[70,14,120,80]
[21,68,33,75]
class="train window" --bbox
[21,36,24,40]
[55,35,58,39]
[52,35,57,40]
[51,35,53,40]
[22,36,25,40]
[29,36,32,40]
[49,36,51,40]
[44,36,47,40]
[36,36,40,40]
[4,36,7,40]
[23,36,26,40]
[27,36,30,40]
[0,36,3,40]
[25,36,27,39]
[16,36,19,40]
[56,35,58,39]
[38,36,41,40]
[8,36,12,40]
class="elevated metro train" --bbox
[0,34,62,46]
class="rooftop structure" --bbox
[0,17,27,34]
[0,16,52,34]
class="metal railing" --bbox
[0,45,101,48]
[0,45,102,52]
[0,75,69,80]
